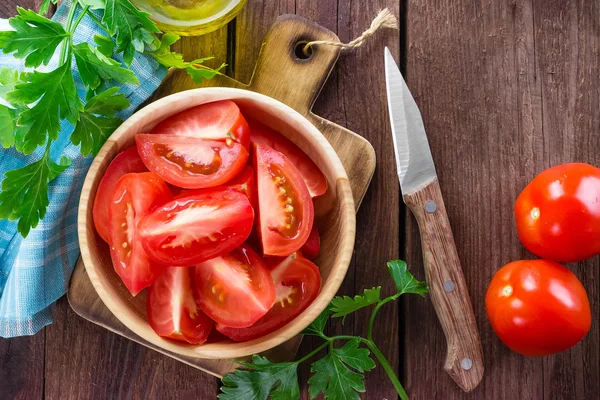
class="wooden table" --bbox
[1,1,598,399]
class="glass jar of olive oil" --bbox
[131,0,248,36]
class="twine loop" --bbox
[302,8,398,56]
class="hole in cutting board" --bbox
[294,41,313,60]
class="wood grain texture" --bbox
[403,0,599,399]
[0,332,44,400]
[403,178,483,392]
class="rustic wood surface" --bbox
[0,1,598,400]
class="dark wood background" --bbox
[1,0,598,399]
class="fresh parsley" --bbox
[0,0,221,237]
[219,260,428,400]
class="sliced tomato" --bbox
[147,266,213,344]
[301,225,320,260]
[108,172,172,296]
[93,146,148,242]
[249,119,327,197]
[254,144,314,256]
[194,244,276,328]
[227,166,258,210]
[217,254,321,341]
[151,100,250,149]
[136,134,248,189]
[138,189,254,266]
[176,166,257,210]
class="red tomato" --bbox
[136,134,249,189]
[486,259,591,356]
[217,253,321,341]
[147,266,213,344]
[93,146,148,242]
[227,166,258,210]
[254,144,314,256]
[151,100,250,149]
[301,225,320,260]
[194,244,276,328]
[176,166,257,210]
[108,172,172,296]
[249,119,327,197]
[138,189,254,266]
[515,163,600,262]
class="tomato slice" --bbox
[301,225,320,260]
[249,119,327,197]
[151,100,250,149]
[216,253,321,341]
[226,166,258,210]
[93,146,148,242]
[138,189,254,266]
[136,134,249,189]
[254,144,314,256]
[147,266,214,344]
[176,166,257,210]
[108,172,172,296]
[194,244,276,328]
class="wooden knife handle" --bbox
[403,178,484,392]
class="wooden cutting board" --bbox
[67,14,376,378]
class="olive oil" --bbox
[131,0,247,36]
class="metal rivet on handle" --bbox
[461,358,473,371]
[443,280,455,292]
[425,200,437,213]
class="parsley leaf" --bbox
[308,351,366,400]
[332,339,375,373]
[79,0,107,9]
[94,34,116,58]
[7,61,81,154]
[102,0,160,66]
[329,287,381,322]
[0,106,16,148]
[39,0,59,15]
[73,42,139,89]
[187,63,225,83]
[148,33,187,68]
[0,67,19,98]
[0,151,71,237]
[0,7,70,68]
[71,87,128,155]
[219,355,300,400]
[148,33,225,83]
[387,260,428,297]
[302,306,332,337]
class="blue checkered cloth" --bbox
[0,3,166,337]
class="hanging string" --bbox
[303,8,398,56]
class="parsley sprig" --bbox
[0,0,223,237]
[219,260,428,400]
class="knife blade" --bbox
[384,47,484,392]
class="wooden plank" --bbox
[403,0,544,398]
[404,0,599,399]
[0,333,45,400]
[532,1,600,400]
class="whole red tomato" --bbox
[514,162,600,262]
[486,260,591,356]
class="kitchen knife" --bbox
[384,47,484,392]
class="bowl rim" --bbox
[78,87,356,359]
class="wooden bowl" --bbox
[78,88,355,359]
